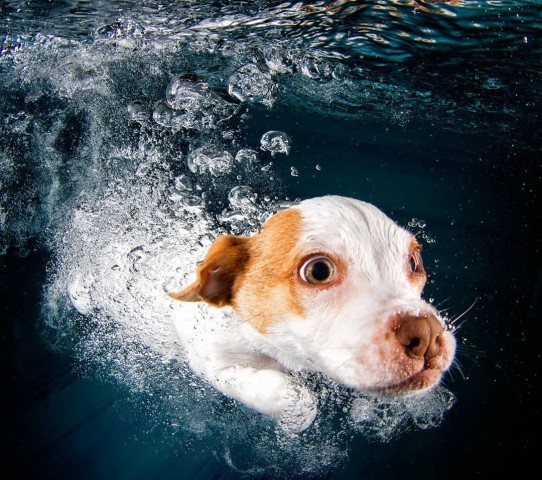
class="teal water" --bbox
[2,1,540,478]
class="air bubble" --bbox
[166,75,209,110]
[96,19,142,39]
[421,232,436,244]
[199,234,214,248]
[187,145,234,176]
[152,100,183,131]
[174,174,194,192]
[332,63,348,81]
[408,217,427,229]
[159,75,234,131]
[169,193,202,208]
[217,210,246,223]
[301,57,333,81]
[235,148,259,165]
[127,100,148,123]
[261,162,273,172]
[263,46,294,74]
[228,186,257,211]
[260,131,291,156]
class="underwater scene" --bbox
[1,0,540,478]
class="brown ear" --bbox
[168,235,250,307]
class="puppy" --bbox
[169,195,456,432]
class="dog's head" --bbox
[170,195,456,396]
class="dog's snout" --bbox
[395,314,443,360]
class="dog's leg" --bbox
[206,364,317,433]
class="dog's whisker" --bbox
[455,343,485,355]
[451,357,467,380]
[449,297,479,324]
[454,345,484,367]
[447,297,479,332]
[228,311,265,331]
[433,296,451,310]
[332,354,358,372]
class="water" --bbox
[1,1,540,478]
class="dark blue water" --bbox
[2,1,540,478]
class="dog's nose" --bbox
[395,314,443,360]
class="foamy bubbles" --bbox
[96,18,143,40]
[187,145,234,176]
[228,63,276,107]
[349,387,455,442]
[260,131,292,156]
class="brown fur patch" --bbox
[232,208,305,333]
[170,208,305,332]
[169,235,250,306]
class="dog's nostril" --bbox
[396,314,443,360]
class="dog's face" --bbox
[170,196,456,396]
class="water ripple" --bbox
[2,1,540,62]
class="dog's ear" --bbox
[168,235,250,307]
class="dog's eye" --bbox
[409,248,424,274]
[300,256,336,284]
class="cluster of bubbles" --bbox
[127,75,239,133]
[228,63,276,108]
[187,145,234,176]
[217,184,297,235]
[349,387,456,441]
[409,217,437,244]
[125,61,283,137]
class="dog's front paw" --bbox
[277,383,318,434]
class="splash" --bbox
[0,7,463,477]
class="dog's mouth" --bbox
[367,367,443,397]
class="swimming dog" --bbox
[169,195,456,432]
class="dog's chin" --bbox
[365,368,444,398]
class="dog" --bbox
[168,195,456,433]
